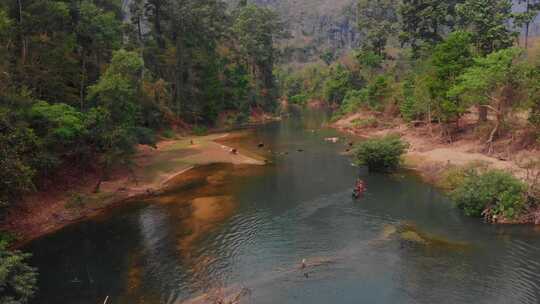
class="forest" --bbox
[2,0,540,303]
[281,0,540,141]
[1,1,285,302]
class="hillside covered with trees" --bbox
[278,0,540,223]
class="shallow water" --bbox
[27,110,540,304]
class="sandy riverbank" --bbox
[1,132,265,247]
[333,113,536,179]
[332,112,540,223]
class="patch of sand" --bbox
[332,113,536,180]
[177,196,236,256]
[2,132,265,247]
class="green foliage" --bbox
[233,4,286,110]
[277,63,330,102]
[88,50,143,125]
[449,48,523,107]
[363,75,392,110]
[323,65,354,104]
[355,50,384,71]
[320,51,335,65]
[0,241,38,304]
[523,59,540,138]
[357,0,398,56]
[429,31,475,121]
[451,169,527,219]
[0,9,11,37]
[456,0,517,55]
[289,94,308,105]
[354,135,409,172]
[161,129,176,139]
[340,90,367,114]
[399,78,421,121]
[29,101,85,147]
[438,161,489,190]
[77,1,122,50]
[0,109,39,207]
[399,0,464,56]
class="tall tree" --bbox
[75,0,122,110]
[457,0,517,55]
[429,31,474,127]
[399,0,463,56]
[514,0,540,49]
[357,0,398,56]
[449,48,524,151]
[232,4,286,110]
[0,241,37,304]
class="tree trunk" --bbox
[478,105,488,123]
[427,104,433,137]
[79,51,86,111]
[17,0,26,64]
[525,0,530,49]
[175,39,184,118]
[154,1,165,49]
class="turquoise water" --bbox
[27,111,540,304]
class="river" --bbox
[26,110,540,304]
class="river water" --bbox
[27,110,540,304]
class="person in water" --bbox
[353,178,366,198]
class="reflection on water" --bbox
[27,110,540,304]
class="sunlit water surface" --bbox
[27,110,540,304]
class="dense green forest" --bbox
[2,0,540,302]
[0,0,285,211]
[0,1,285,301]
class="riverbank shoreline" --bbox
[332,112,540,224]
[1,132,266,248]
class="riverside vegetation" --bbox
[278,0,540,223]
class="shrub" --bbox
[354,135,409,172]
[0,241,38,304]
[289,94,308,105]
[451,169,527,219]
[161,129,175,139]
[438,161,489,190]
[340,89,366,114]
[192,125,208,136]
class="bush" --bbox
[438,161,489,190]
[289,94,308,105]
[354,135,409,172]
[340,89,366,114]
[161,129,175,139]
[451,169,527,219]
[0,241,38,304]
[192,125,208,136]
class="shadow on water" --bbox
[26,109,540,304]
